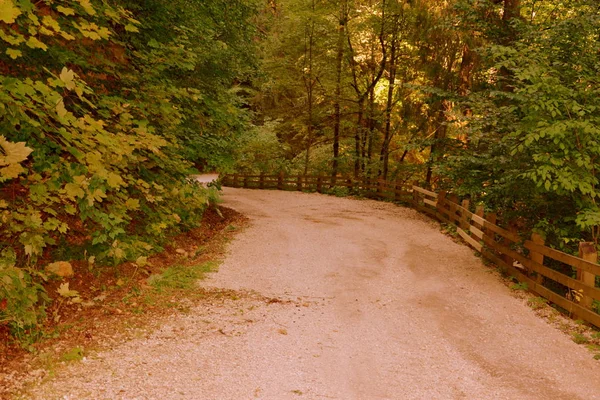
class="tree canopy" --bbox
[240,0,600,250]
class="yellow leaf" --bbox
[0,163,24,180]
[106,172,124,188]
[27,11,39,25]
[125,24,138,33]
[75,0,96,15]
[0,0,22,24]
[57,282,79,298]
[46,261,74,277]
[125,198,140,210]
[56,99,67,118]
[26,36,48,51]
[38,26,53,36]
[56,6,75,16]
[64,183,85,200]
[6,48,21,59]
[135,256,148,267]
[59,67,76,90]
[0,30,25,45]
[60,31,75,40]
[41,15,61,32]
[0,136,33,166]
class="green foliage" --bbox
[527,297,548,311]
[0,0,259,341]
[325,186,350,198]
[147,262,216,292]
[572,333,590,345]
[60,346,85,362]
[510,282,529,291]
[234,119,291,174]
[0,260,48,339]
[439,0,600,249]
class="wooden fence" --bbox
[222,173,600,328]
[221,173,413,203]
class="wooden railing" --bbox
[223,173,600,328]
[221,173,413,203]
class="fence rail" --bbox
[222,173,600,328]
[222,173,413,203]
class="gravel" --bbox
[26,188,600,399]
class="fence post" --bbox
[297,175,302,192]
[412,187,419,208]
[447,194,459,224]
[395,180,402,202]
[232,173,239,188]
[578,242,597,309]
[277,171,284,190]
[317,175,323,193]
[243,175,249,188]
[259,173,265,189]
[484,213,497,239]
[460,199,470,231]
[377,179,384,198]
[530,233,545,283]
[501,221,517,271]
[436,191,447,221]
[475,205,484,223]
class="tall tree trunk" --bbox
[354,100,364,178]
[502,0,521,22]
[347,0,387,179]
[379,34,397,181]
[365,87,376,180]
[332,0,348,184]
[303,1,316,175]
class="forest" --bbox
[1,0,599,340]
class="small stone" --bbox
[45,261,74,277]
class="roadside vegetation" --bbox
[1,0,259,346]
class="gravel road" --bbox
[28,188,600,399]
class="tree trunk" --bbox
[303,2,316,175]
[332,0,347,184]
[379,34,397,181]
[354,100,364,178]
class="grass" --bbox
[4,207,248,398]
[147,262,218,292]
[60,346,84,362]
[510,282,529,291]
[572,333,590,345]
[527,297,548,310]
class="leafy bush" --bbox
[0,0,257,340]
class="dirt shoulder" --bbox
[1,206,247,398]
[22,188,600,399]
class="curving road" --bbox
[29,188,600,399]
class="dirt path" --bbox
[28,188,600,399]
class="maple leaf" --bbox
[0,0,21,24]
[57,282,79,298]
[6,48,21,59]
[0,136,33,166]
[56,6,75,16]
[59,67,76,90]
